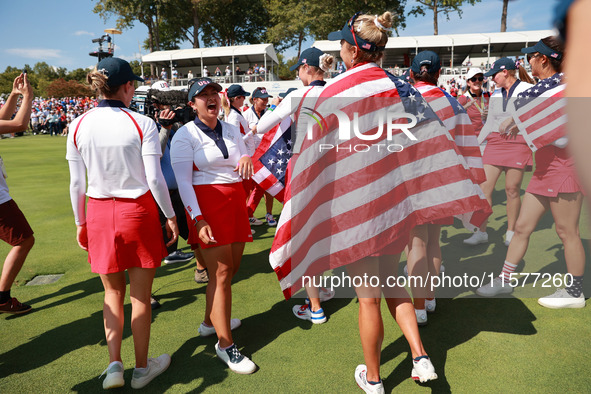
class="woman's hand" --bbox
[499,117,519,138]
[234,155,253,179]
[76,224,88,251]
[196,220,217,245]
[165,216,180,247]
[251,125,258,135]
[271,97,281,106]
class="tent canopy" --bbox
[141,43,279,69]
[313,30,553,68]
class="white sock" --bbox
[505,230,515,243]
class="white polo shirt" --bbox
[170,119,248,186]
[66,105,161,198]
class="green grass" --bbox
[1,134,590,393]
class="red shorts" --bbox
[87,192,166,274]
[0,199,33,246]
[483,134,532,170]
[187,183,253,249]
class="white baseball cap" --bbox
[151,80,171,91]
[466,67,484,80]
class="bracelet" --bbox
[268,104,277,112]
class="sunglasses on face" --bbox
[469,76,484,82]
[527,53,542,62]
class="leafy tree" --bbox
[275,53,299,80]
[67,68,91,84]
[310,0,407,41]
[46,79,93,98]
[409,0,480,35]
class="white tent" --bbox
[313,30,553,69]
[142,43,279,81]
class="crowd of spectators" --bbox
[0,96,98,137]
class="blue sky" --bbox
[0,0,558,73]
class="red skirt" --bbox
[87,192,166,274]
[526,145,583,197]
[186,183,253,249]
[483,134,532,170]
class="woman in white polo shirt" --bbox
[67,57,178,389]
[170,77,256,374]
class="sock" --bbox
[414,355,429,362]
[499,261,518,283]
[505,230,515,243]
[566,275,584,298]
[219,343,234,351]
[196,268,207,273]
[0,290,10,304]
[367,379,382,385]
[202,321,213,328]
[134,365,148,374]
[108,361,123,370]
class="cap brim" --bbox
[133,75,145,82]
[483,69,497,77]
[289,62,302,71]
[328,30,344,41]
[521,46,536,54]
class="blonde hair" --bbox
[221,94,237,118]
[86,69,122,97]
[350,12,393,63]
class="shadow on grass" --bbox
[381,297,537,392]
[0,288,201,382]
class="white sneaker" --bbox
[198,318,242,337]
[215,342,257,374]
[249,217,263,226]
[100,361,124,389]
[130,354,171,389]
[292,304,327,324]
[425,299,436,313]
[411,356,438,383]
[319,287,335,302]
[266,213,277,226]
[463,231,488,245]
[476,277,513,297]
[415,309,428,326]
[538,288,586,309]
[355,364,385,393]
[403,265,445,278]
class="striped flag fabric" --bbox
[414,82,486,184]
[251,117,292,203]
[513,72,566,152]
[269,63,491,299]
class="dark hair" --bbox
[412,65,439,85]
[541,36,564,73]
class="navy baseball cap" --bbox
[290,47,325,71]
[252,87,272,99]
[187,77,222,101]
[279,88,297,98]
[521,39,562,60]
[411,51,441,74]
[484,57,517,77]
[328,12,386,53]
[226,84,250,98]
[97,57,144,86]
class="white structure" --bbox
[142,43,279,86]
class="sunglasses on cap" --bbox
[469,76,484,82]
[527,53,542,62]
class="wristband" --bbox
[268,104,277,112]
[194,215,204,226]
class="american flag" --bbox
[513,72,566,152]
[251,117,292,203]
[269,63,491,299]
[414,82,486,184]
